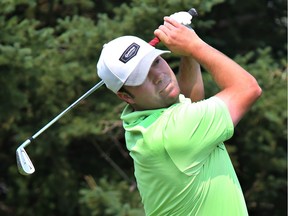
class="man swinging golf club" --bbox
[96,13,262,216]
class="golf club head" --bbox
[16,147,35,175]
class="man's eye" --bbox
[153,58,160,65]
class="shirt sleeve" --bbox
[163,96,234,175]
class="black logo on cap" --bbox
[119,43,140,63]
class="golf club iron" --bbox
[16,80,104,175]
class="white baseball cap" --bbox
[97,36,170,93]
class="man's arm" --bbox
[177,56,205,101]
[154,17,262,126]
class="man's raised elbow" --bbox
[250,80,262,101]
[256,84,262,98]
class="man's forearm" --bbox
[177,56,204,101]
[189,40,262,125]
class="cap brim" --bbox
[124,49,170,86]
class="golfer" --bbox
[97,16,262,216]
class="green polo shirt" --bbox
[121,95,248,216]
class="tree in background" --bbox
[0,0,286,215]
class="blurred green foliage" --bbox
[79,176,144,216]
[0,0,286,215]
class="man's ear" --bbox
[117,91,135,104]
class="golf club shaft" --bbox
[20,80,104,148]
[22,33,166,148]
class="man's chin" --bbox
[165,92,181,107]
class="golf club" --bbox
[16,8,197,175]
[16,80,104,175]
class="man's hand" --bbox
[154,17,202,56]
